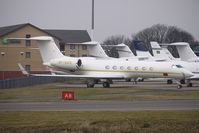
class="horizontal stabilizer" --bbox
[18,63,29,76]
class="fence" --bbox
[0,76,64,89]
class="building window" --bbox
[59,43,65,52]
[82,54,87,57]
[70,44,75,50]
[25,52,31,58]
[70,54,75,57]
[25,65,31,72]
[82,45,87,50]
[25,34,31,47]
[9,39,21,44]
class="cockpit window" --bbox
[172,64,183,68]
[176,65,183,68]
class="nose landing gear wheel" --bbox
[177,85,182,89]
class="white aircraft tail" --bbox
[170,42,198,61]
[102,43,135,57]
[81,41,109,58]
[150,42,176,61]
[9,36,64,64]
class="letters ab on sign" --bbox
[62,91,75,100]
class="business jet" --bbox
[151,42,199,86]
[12,36,193,88]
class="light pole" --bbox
[91,0,94,41]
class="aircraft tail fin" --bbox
[9,36,64,64]
[133,41,152,57]
[171,42,198,61]
[161,42,198,61]
[81,41,109,58]
[102,43,135,57]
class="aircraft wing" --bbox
[188,74,199,80]
[31,74,124,79]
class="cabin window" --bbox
[134,66,139,70]
[142,67,146,70]
[149,67,153,71]
[112,66,117,70]
[105,65,110,69]
[127,66,131,70]
[120,66,124,70]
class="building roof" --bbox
[0,23,91,43]
[0,23,28,37]
[45,30,91,43]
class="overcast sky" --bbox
[0,0,199,42]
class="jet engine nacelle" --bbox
[50,58,82,70]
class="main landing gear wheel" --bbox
[87,83,94,88]
[187,83,192,87]
[103,82,110,88]
[180,79,185,84]
[167,80,173,84]
[177,85,182,89]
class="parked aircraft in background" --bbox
[151,42,199,86]
[11,36,193,88]
[162,42,199,62]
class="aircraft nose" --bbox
[182,69,194,78]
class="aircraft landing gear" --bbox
[103,82,110,88]
[177,84,182,89]
[87,82,95,88]
[187,83,192,87]
[180,79,185,84]
[167,79,173,84]
[86,79,95,88]
[125,78,131,82]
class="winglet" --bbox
[17,63,29,76]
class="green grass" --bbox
[0,83,199,102]
[0,111,198,133]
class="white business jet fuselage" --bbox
[14,36,193,88]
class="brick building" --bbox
[0,23,91,80]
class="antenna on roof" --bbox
[91,0,94,41]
